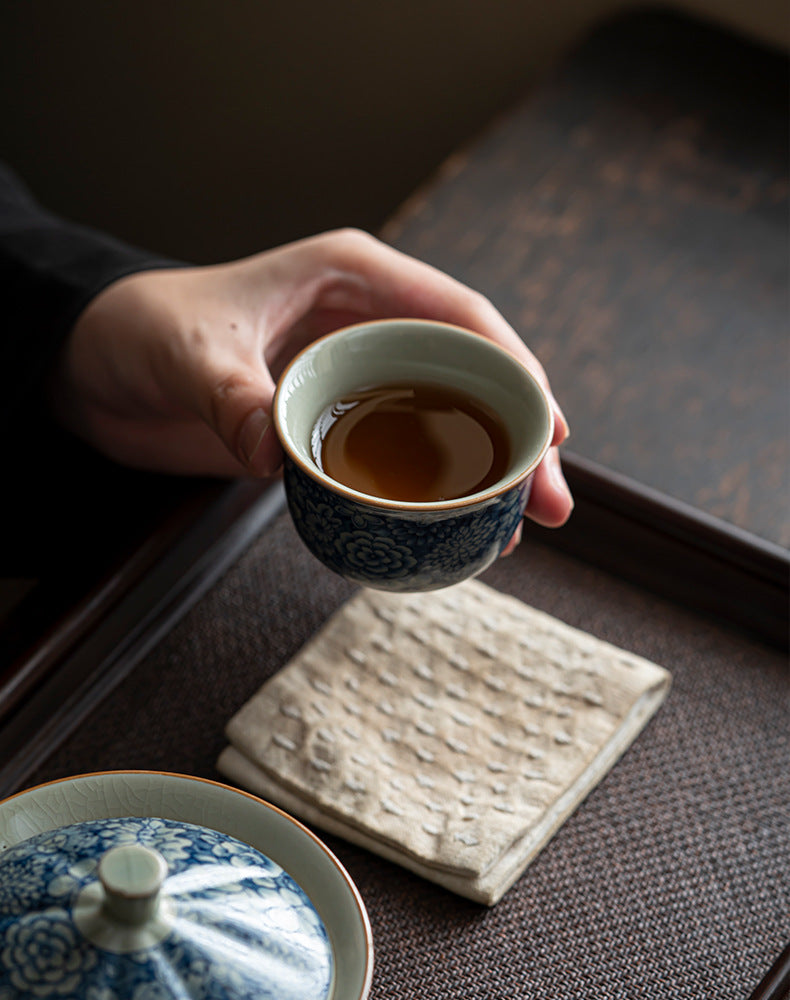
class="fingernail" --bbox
[553,402,570,441]
[239,408,271,467]
[549,450,574,507]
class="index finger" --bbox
[320,231,570,445]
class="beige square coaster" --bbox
[219,580,670,904]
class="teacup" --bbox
[273,319,553,591]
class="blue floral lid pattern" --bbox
[0,817,333,1000]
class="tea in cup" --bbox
[273,319,553,591]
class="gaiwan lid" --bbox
[0,815,334,1000]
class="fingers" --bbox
[524,448,574,528]
[272,230,573,520]
[291,230,571,445]
[135,232,572,492]
[311,232,573,512]
[499,449,573,558]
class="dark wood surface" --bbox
[383,9,790,551]
[527,451,789,650]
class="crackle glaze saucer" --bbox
[0,771,373,1000]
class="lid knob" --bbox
[98,845,168,926]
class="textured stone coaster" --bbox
[218,580,671,904]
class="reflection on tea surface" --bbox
[312,382,511,502]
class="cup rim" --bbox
[273,318,554,512]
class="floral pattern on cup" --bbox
[0,817,333,1000]
[285,457,531,591]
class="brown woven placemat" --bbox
[24,510,789,999]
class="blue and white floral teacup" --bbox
[273,319,554,592]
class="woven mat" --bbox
[24,512,790,999]
[219,580,670,904]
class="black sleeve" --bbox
[0,163,181,424]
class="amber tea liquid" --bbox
[312,382,511,502]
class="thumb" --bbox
[237,401,282,477]
[201,366,283,477]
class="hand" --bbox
[51,229,573,528]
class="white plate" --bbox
[0,771,373,1000]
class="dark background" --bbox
[0,0,786,263]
